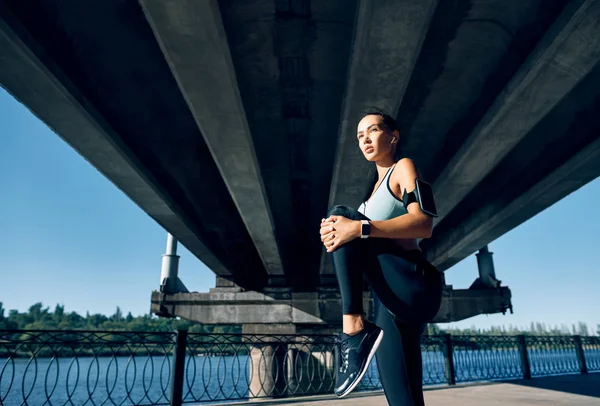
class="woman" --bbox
[319,111,443,405]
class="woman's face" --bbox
[356,114,397,162]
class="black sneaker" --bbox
[333,319,384,398]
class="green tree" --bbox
[28,302,50,323]
[112,306,123,322]
[577,322,589,336]
[54,304,65,324]
[0,302,17,330]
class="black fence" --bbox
[0,330,598,405]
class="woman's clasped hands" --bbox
[319,215,361,253]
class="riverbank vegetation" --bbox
[0,302,238,333]
[1,301,597,336]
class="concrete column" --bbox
[285,347,300,395]
[160,233,183,294]
[244,324,295,400]
[247,343,288,399]
[282,343,336,397]
[242,324,335,400]
[476,245,499,288]
[294,324,337,394]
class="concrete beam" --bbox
[0,5,230,277]
[321,0,439,275]
[139,0,284,276]
[434,286,513,323]
[429,135,600,270]
[151,288,372,325]
[151,285,511,324]
[432,0,600,225]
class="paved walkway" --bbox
[237,373,600,406]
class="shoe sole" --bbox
[336,328,384,398]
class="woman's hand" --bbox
[319,215,361,252]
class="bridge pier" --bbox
[243,323,295,400]
[159,233,188,294]
[241,323,336,400]
[475,245,500,288]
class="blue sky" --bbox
[1,87,598,332]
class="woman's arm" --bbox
[368,158,433,239]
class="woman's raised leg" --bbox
[325,205,385,398]
[324,204,440,400]
[325,205,368,317]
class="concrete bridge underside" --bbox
[1,0,600,325]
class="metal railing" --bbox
[1,330,598,405]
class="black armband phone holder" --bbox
[402,178,438,217]
[402,189,417,207]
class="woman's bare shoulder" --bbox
[390,158,420,192]
[392,158,418,177]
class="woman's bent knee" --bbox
[326,205,366,220]
[326,205,350,217]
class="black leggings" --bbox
[326,205,443,406]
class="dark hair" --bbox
[359,109,400,203]
[363,108,399,133]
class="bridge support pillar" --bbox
[243,323,293,400]
[159,233,188,294]
[242,323,335,400]
[475,245,499,288]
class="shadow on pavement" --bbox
[504,373,600,398]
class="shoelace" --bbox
[339,339,350,373]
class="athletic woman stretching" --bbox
[319,111,443,405]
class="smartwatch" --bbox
[360,220,371,239]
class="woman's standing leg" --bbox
[366,241,439,405]
[373,290,426,406]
